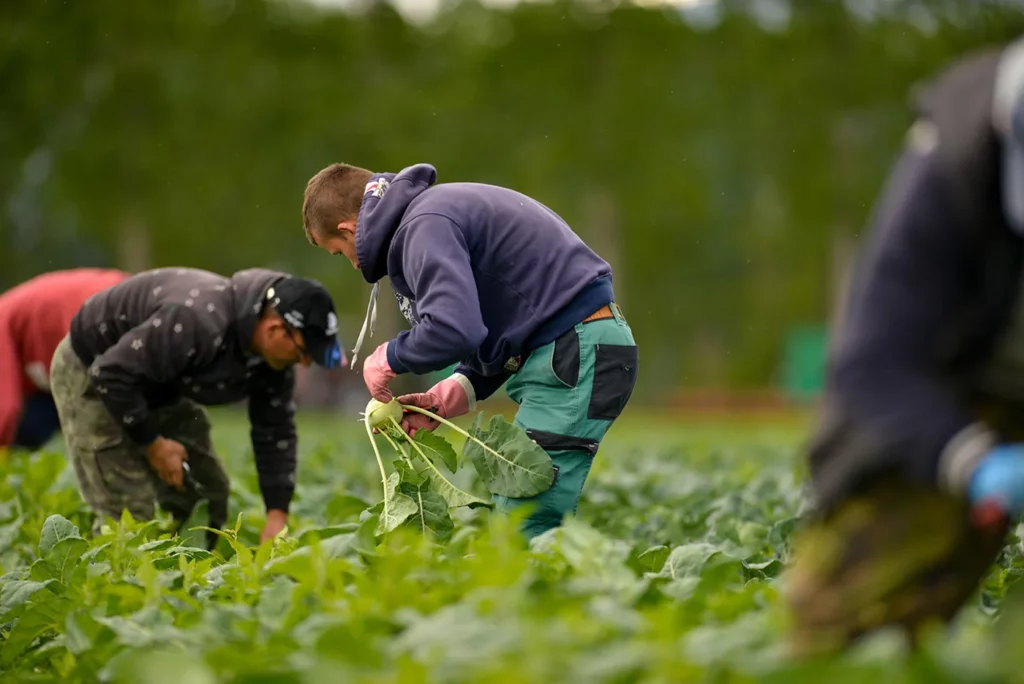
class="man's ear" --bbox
[337,220,357,238]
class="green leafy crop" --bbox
[360,404,552,540]
[0,414,1021,682]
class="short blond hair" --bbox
[302,163,374,244]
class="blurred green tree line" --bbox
[2,0,1022,400]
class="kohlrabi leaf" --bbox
[464,414,554,498]
[376,472,418,536]
[0,579,58,620]
[46,536,89,584]
[396,457,430,489]
[400,431,492,510]
[352,516,381,558]
[399,486,454,543]
[413,430,459,473]
[636,546,672,575]
[295,524,360,547]
[63,611,104,656]
[38,515,82,557]
[1,595,71,667]
[421,465,492,510]
[654,543,726,579]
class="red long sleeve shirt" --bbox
[0,268,129,445]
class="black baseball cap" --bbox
[265,277,345,369]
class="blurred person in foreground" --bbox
[302,162,638,540]
[0,268,129,456]
[786,36,1024,655]
[49,267,345,549]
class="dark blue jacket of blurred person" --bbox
[809,37,1024,510]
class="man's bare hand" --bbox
[146,437,188,491]
[260,509,289,544]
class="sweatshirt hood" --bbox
[355,163,438,284]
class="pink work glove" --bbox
[396,375,475,437]
[363,342,398,402]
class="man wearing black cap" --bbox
[49,267,344,548]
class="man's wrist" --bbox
[385,340,409,375]
[144,436,165,457]
[124,420,160,448]
[448,373,477,412]
[261,484,294,513]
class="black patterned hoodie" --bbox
[69,267,297,512]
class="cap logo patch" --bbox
[325,341,343,368]
[326,312,338,336]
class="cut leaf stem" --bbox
[380,428,414,468]
[382,421,430,536]
[364,418,392,526]
[390,418,488,507]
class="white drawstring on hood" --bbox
[350,280,379,368]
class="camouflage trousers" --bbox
[785,477,1009,657]
[785,397,1024,656]
[50,336,229,546]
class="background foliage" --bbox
[3,0,1024,398]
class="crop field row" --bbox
[0,409,1020,683]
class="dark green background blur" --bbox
[3,0,1023,404]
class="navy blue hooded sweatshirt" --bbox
[354,164,614,400]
